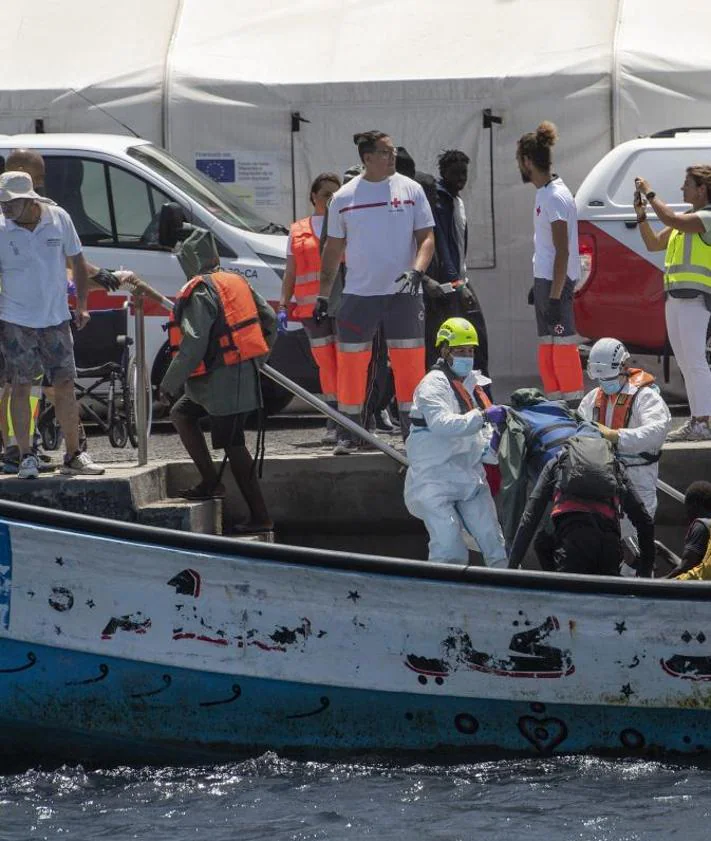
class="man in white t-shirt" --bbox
[318,131,435,449]
[0,171,104,478]
[516,121,584,402]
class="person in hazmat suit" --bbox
[579,338,671,510]
[404,317,507,566]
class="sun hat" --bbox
[0,171,41,203]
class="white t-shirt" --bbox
[0,204,81,328]
[533,176,580,282]
[327,173,434,296]
[287,214,324,255]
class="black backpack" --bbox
[557,436,620,501]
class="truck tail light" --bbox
[576,233,595,291]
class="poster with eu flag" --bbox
[196,157,235,183]
[195,150,281,208]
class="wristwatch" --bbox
[645,191,656,201]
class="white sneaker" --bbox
[667,419,711,442]
[333,438,358,455]
[18,454,39,480]
[60,450,106,476]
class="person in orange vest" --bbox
[278,172,342,444]
[578,337,671,574]
[161,227,276,533]
[578,338,670,521]
[516,122,584,403]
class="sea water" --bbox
[2,753,710,840]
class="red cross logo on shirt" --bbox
[391,197,402,208]
[536,205,541,216]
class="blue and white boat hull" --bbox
[1,501,711,761]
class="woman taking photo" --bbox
[635,166,711,441]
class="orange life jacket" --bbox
[291,216,321,319]
[592,369,655,430]
[168,271,268,379]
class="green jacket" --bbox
[161,279,277,416]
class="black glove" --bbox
[457,281,479,313]
[545,296,562,326]
[92,268,121,291]
[527,286,535,306]
[395,269,424,295]
[421,275,446,299]
[312,296,329,324]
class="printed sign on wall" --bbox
[195,151,281,207]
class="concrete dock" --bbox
[0,412,705,562]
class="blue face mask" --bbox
[449,356,474,379]
[600,378,623,395]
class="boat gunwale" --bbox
[0,499,708,601]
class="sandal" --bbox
[178,482,226,500]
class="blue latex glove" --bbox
[277,309,288,334]
[484,405,507,425]
[490,429,501,452]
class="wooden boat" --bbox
[1,497,710,764]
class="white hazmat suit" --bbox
[578,379,671,521]
[404,367,507,566]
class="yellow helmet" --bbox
[435,317,479,348]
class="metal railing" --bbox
[126,277,689,502]
[132,293,149,466]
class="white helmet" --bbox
[587,337,630,380]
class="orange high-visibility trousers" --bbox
[533,278,584,400]
[336,293,425,425]
[302,316,338,405]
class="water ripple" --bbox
[2,755,711,841]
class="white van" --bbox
[574,128,711,400]
[0,134,319,414]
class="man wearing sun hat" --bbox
[0,170,104,478]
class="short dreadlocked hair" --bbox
[685,480,711,519]
[437,149,470,177]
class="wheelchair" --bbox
[37,308,152,450]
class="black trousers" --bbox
[545,513,623,576]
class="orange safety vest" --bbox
[168,271,268,378]
[451,378,492,413]
[290,216,321,319]
[591,369,655,430]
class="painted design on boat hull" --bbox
[406,616,574,684]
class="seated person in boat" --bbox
[404,317,507,567]
[508,434,655,576]
[160,226,277,533]
[666,481,711,580]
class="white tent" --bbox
[3,0,711,376]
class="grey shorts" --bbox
[533,278,578,339]
[0,320,76,385]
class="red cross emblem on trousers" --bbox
[391,197,402,208]
[536,206,541,216]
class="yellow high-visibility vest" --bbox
[678,518,711,581]
[664,225,711,294]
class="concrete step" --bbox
[136,497,223,534]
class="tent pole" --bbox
[610,0,625,148]
[162,0,184,151]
